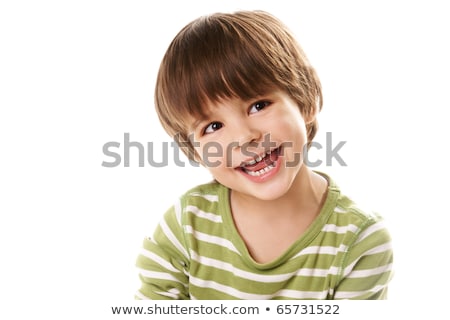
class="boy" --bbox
[136,10,393,299]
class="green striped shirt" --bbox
[136,174,393,300]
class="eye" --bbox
[203,121,223,134]
[249,100,271,114]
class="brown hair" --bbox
[155,10,322,161]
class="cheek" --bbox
[269,114,307,138]
[277,118,309,152]
[196,141,229,168]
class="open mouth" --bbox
[238,146,282,177]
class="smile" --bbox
[237,146,282,180]
[240,149,275,166]
[244,163,276,177]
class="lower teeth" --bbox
[245,164,275,177]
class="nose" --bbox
[231,120,262,149]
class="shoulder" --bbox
[335,193,384,228]
[330,190,392,254]
[319,172,386,229]
[157,181,228,240]
[179,180,226,207]
[318,172,391,245]
[182,180,224,198]
[164,181,228,225]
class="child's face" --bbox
[189,90,310,201]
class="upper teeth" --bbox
[242,150,272,166]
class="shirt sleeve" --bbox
[333,219,394,299]
[135,204,191,300]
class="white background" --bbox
[1,0,449,318]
